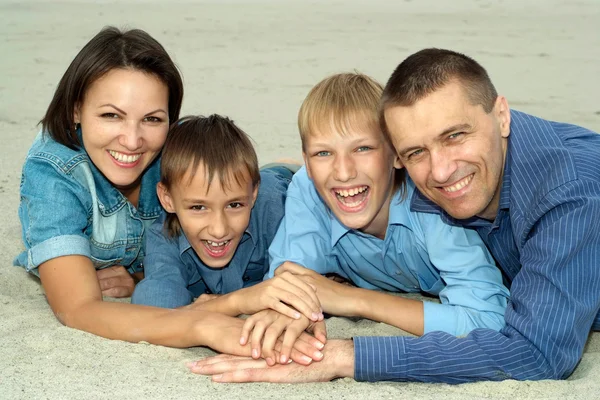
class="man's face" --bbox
[303,121,401,239]
[384,80,510,220]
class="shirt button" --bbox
[204,289,211,294]
[243,275,250,282]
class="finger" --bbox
[189,358,268,375]
[96,266,127,279]
[278,272,322,311]
[250,321,268,359]
[98,276,133,291]
[262,320,287,365]
[189,354,248,368]
[240,316,258,346]
[311,321,328,344]
[279,323,305,364]
[211,366,281,383]
[290,335,323,363]
[101,286,133,298]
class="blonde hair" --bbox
[298,72,405,194]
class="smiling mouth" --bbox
[442,174,474,193]
[108,150,142,164]
[333,186,369,208]
[202,239,231,258]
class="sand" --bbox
[1,0,599,398]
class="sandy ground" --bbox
[1,1,599,399]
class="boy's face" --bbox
[303,121,402,239]
[159,164,258,269]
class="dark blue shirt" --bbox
[131,168,291,308]
[354,110,600,383]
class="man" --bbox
[188,48,600,383]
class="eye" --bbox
[190,205,206,211]
[448,132,464,140]
[314,150,331,157]
[144,116,163,123]
[406,149,424,159]
[101,113,119,119]
[356,146,373,152]
[227,202,244,209]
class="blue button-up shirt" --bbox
[354,110,600,383]
[14,132,162,275]
[268,167,509,336]
[132,169,291,308]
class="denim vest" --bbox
[14,132,162,275]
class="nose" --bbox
[429,148,457,184]
[118,121,143,151]
[207,210,228,239]
[333,153,357,182]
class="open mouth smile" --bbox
[202,239,232,258]
[333,185,369,210]
[108,150,142,164]
[441,174,474,193]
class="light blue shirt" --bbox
[268,167,509,336]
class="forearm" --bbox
[188,292,241,316]
[62,299,229,348]
[343,288,424,336]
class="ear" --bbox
[302,152,312,180]
[495,96,511,138]
[73,103,81,124]
[157,182,176,213]
[393,154,404,170]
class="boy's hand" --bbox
[240,310,326,365]
[274,262,357,317]
[235,272,324,322]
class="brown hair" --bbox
[380,48,498,137]
[41,26,184,149]
[160,115,260,237]
[298,72,405,194]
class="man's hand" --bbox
[96,266,139,298]
[188,339,355,383]
[241,309,327,365]
[275,262,357,317]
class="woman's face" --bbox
[75,68,169,198]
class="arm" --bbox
[354,181,600,382]
[416,212,509,335]
[276,262,425,335]
[131,218,195,309]
[40,255,253,353]
[189,339,355,383]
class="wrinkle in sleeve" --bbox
[17,157,91,273]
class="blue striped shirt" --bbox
[354,110,600,383]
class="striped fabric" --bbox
[353,110,600,383]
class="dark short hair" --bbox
[380,48,498,135]
[160,115,260,237]
[41,26,184,149]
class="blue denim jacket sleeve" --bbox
[412,211,509,335]
[16,151,92,274]
[267,166,340,278]
[132,214,194,308]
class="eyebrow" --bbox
[397,123,472,157]
[182,195,250,204]
[99,104,167,116]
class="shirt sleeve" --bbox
[267,168,339,278]
[417,212,509,335]
[17,155,91,274]
[354,180,600,383]
[131,216,194,308]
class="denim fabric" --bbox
[14,132,162,275]
[131,167,291,308]
[268,166,509,336]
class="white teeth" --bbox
[109,150,142,163]
[335,186,368,198]
[443,175,473,193]
[206,240,229,247]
